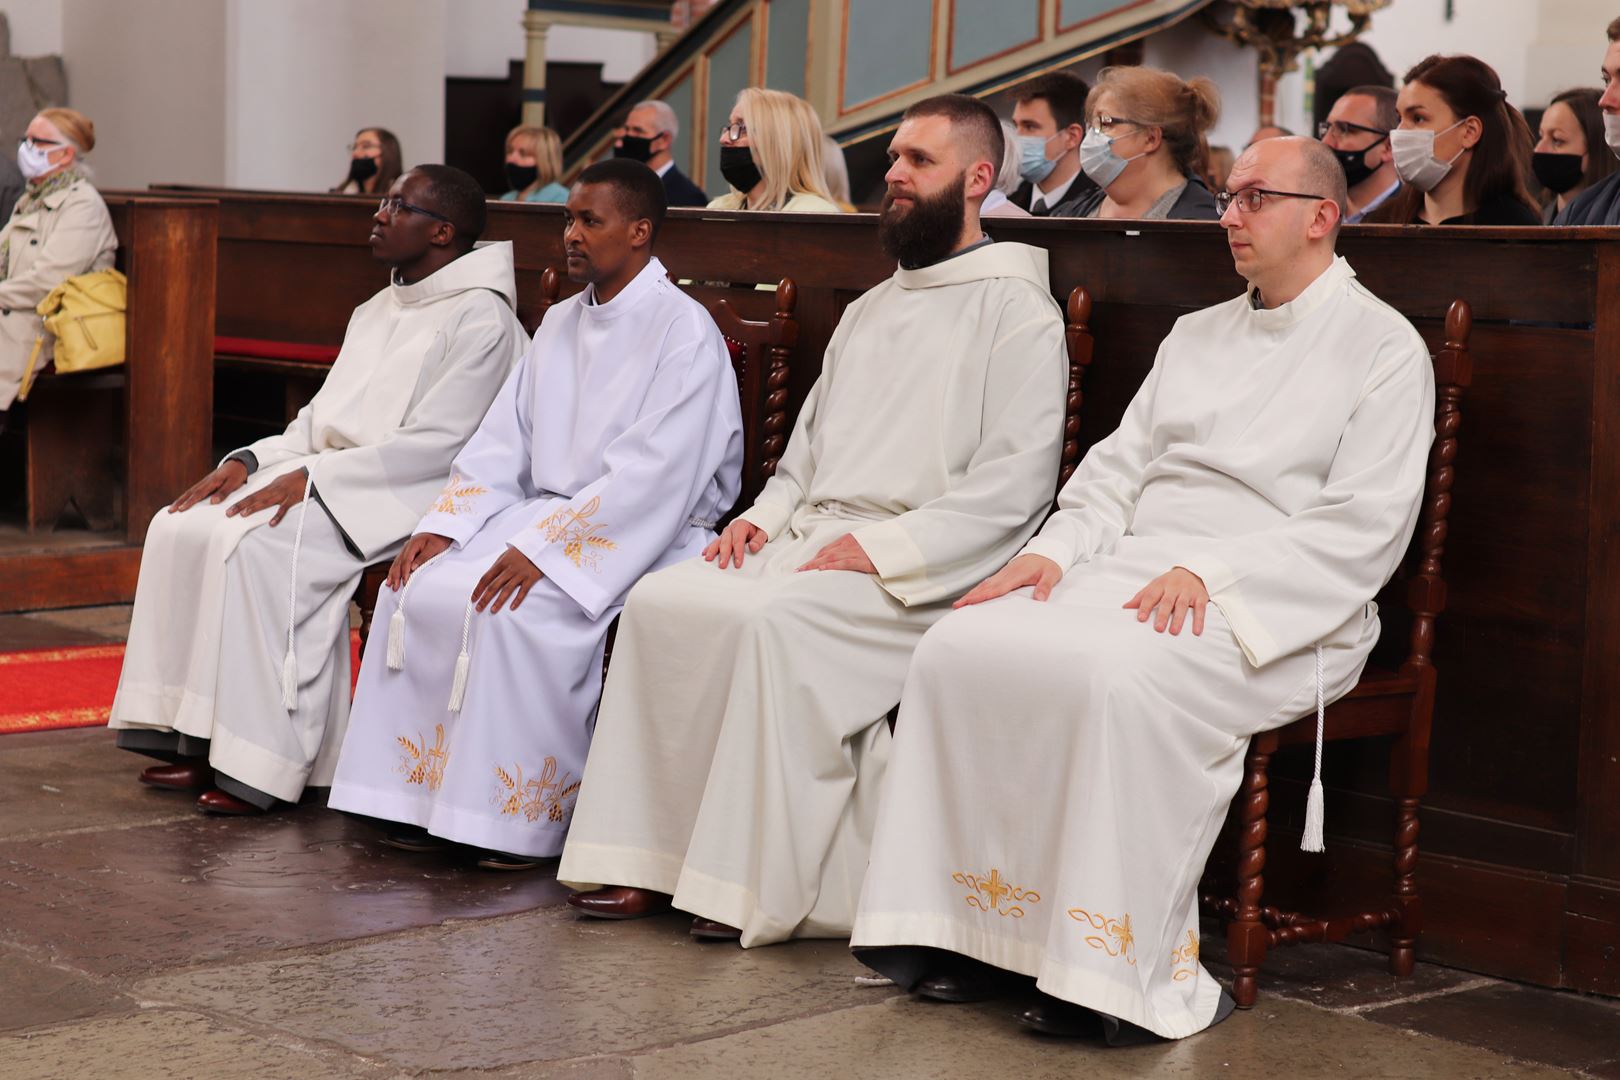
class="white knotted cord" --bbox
[386,550,446,672]
[1300,643,1326,853]
[447,597,475,713]
[280,459,322,710]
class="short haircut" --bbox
[1609,15,1620,40]
[576,158,668,240]
[902,93,1005,176]
[631,99,679,141]
[411,164,488,251]
[1343,84,1399,132]
[1015,70,1091,131]
[1288,136,1350,224]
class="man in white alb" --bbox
[850,137,1436,1042]
[109,166,526,815]
[326,160,743,869]
[557,94,1069,942]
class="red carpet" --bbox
[0,633,364,736]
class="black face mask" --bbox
[1331,140,1384,188]
[719,145,762,196]
[1532,151,1585,195]
[348,156,379,184]
[614,135,655,164]
[878,172,968,270]
[505,163,539,191]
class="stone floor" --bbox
[2,608,1619,1078]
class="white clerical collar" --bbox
[582,256,667,318]
[1245,255,1353,330]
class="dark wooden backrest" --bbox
[1059,285,1095,495]
[534,266,561,332]
[708,278,798,512]
[1373,298,1473,675]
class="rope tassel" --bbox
[384,549,446,672]
[1300,643,1327,853]
[280,461,321,711]
[448,598,475,714]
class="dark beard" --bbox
[878,173,967,269]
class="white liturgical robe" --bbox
[327,257,744,858]
[558,240,1069,944]
[851,256,1435,1040]
[109,243,526,804]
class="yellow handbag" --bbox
[18,267,127,400]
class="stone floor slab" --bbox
[0,1009,387,1079]
[1361,982,1620,1072]
[0,729,189,842]
[0,614,110,650]
[135,906,900,1072]
[22,603,132,641]
[0,800,569,977]
[0,947,135,1034]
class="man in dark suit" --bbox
[614,100,709,208]
[1008,71,1096,217]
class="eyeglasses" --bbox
[718,121,748,142]
[18,135,63,150]
[1215,187,1328,215]
[348,141,383,153]
[1089,114,1143,135]
[377,197,452,223]
[1317,119,1388,142]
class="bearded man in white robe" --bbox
[326,160,744,869]
[556,94,1069,942]
[109,166,526,815]
[850,137,1437,1042]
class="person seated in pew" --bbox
[0,107,115,422]
[108,165,526,815]
[982,120,1033,219]
[1554,18,1620,225]
[556,94,1068,942]
[1318,84,1401,223]
[333,127,402,196]
[707,88,840,213]
[1533,89,1615,223]
[1372,55,1540,226]
[500,124,570,204]
[1067,66,1222,221]
[613,99,709,208]
[327,160,744,870]
[1008,71,1096,216]
[848,136,1435,1043]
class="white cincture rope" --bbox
[1300,643,1327,853]
[447,596,476,714]
[280,459,322,711]
[386,550,447,672]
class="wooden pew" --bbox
[123,187,1620,1001]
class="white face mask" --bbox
[1079,128,1146,189]
[1603,112,1620,158]
[16,139,63,181]
[1389,119,1469,193]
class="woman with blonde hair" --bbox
[709,88,839,212]
[1068,66,1221,220]
[501,124,570,204]
[0,107,116,419]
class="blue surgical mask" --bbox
[1016,134,1058,184]
[1079,128,1145,189]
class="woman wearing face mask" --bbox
[499,125,570,204]
[1533,88,1615,223]
[708,88,840,213]
[1372,55,1539,226]
[332,127,402,196]
[1065,66,1222,221]
[0,108,117,418]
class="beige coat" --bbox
[0,178,118,409]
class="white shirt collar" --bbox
[1031,167,1078,212]
[654,160,674,178]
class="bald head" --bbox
[1233,136,1348,222]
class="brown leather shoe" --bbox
[139,761,213,790]
[566,885,673,920]
[689,917,742,941]
[196,788,265,816]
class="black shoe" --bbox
[380,825,449,853]
[912,956,1026,1003]
[1016,995,1102,1038]
[475,850,542,871]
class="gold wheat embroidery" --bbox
[432,471,489,516]
[536,494,617,571]
[1068,907,1136,965]
[1170,929,1200,981]
[492,756,582,824]
[397,723,449,791]
[952,868,1040,918]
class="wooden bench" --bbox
[1202,299,1474,1008]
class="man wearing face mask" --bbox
[0,108,116,418]
[1554,17,1620,225]
[613,100,708,208]
[1008,71,1097,217]
[1318,85,1401,223]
